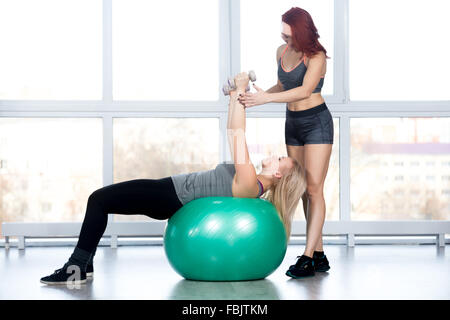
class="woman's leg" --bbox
[76,177,183,253]
[286,144,324,252]
[41,177,183,284]
[302,144,332,258]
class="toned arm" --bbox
[226,74,259,198]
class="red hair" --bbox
[282,7,330,59]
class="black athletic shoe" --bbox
[286,255,315,278]
[313,252,330,272]
[40,265,87,285]
[86,264,94,278]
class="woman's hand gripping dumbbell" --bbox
[223,71,270,108]
[222,70,257,96]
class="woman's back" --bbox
[170,161,236,205]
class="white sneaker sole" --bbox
[40,279,87,285]
[87,272,93,278]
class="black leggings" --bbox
[76,177,183,253]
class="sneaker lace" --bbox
[295,255,316,269]
[53,268,64,275]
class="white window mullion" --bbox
[219,0,232,110]
[103,0,114,232]
[339,0,351,239]
[103,115,114,227]
[335,0,349,104]
[219,113,229,163]
[229,0,241,78]
[103,0,113,104]
[339,115,351,222]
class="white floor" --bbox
[0,244,449,300]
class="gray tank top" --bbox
[278,44,324,92]
[170,161,236,205]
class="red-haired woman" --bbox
[238,7,332,278]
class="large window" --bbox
[1,1,448,245]
[351,117,450,220]
[112,0,219,101]
[349,0,450,100]
[113,118,220,221]
[0,0,102,100]
[0,118,103,236]
[240,0,334,96]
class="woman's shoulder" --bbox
[306,50,326,61]
[276,44,287,61]
[304,50,327,68]
[313,50,326,57]
[278,43,288,51]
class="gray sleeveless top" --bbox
[278,44,324,92]
[170,161,236,205]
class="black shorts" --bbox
[285,102,334,146]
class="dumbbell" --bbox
[222,70,257,96]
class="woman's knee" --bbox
[305,184,324,199]
[88,188,107,208]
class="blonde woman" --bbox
[40,72,306,285]
[238,7,333,278]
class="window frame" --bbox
[1,0,449,248]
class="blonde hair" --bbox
[261,159,306,239]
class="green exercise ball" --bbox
[164,197,287,281]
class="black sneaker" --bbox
[86,264,94,278]
[286,255,315,278]
[313,252,330,272]
[40,265,87,285]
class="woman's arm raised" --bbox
[227,72,259,198]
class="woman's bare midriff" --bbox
[287,93,325,111]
